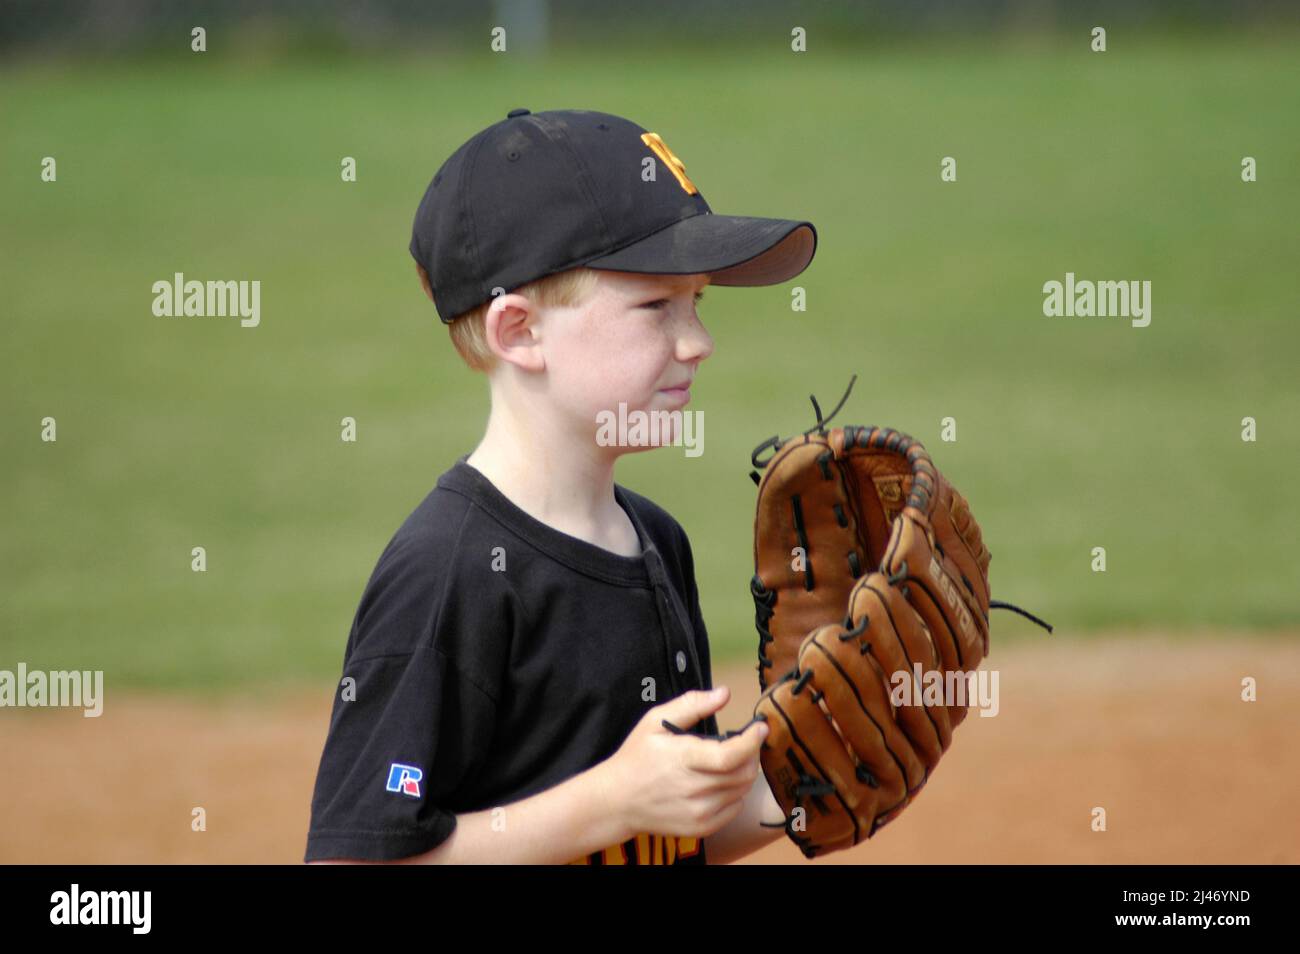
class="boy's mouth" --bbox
[657,377,693,404]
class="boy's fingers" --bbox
[655,687,730,733]
[696,760,762,795]
[685,720,768,773]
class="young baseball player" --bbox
[304,108,817,865]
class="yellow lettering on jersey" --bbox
[641,133,699,195]
[603,841,628,865]
[567,833,704,865]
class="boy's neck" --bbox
[465,403,640,558]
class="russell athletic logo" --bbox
[386,763,423,798]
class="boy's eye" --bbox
[640,291,706,310]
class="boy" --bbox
[304,108,818,865]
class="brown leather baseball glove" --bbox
[746,377,1050,858]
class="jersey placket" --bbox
[640,544,707,698]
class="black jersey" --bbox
[305,455,718,865]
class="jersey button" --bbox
[675,651,687,673]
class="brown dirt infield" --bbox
[1,633,1295,864]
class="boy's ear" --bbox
[484,295,545,373]
[415,263,435,303]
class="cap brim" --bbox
[582,214,817,286]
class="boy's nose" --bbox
[677,314,714,364]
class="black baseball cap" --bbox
[410,108,818,324]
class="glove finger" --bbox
[932,478,991,616]
[883,515,985,730]
[801,624,924,797]
[754,657,889,853]
[846,574,953,765]
[949,486,991,576]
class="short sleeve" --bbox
[304,645,498,861]
[304,508,509,862]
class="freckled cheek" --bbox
[546,324,626,410]
[608,331,674,397]
[554,323,668,409]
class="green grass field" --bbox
[3,33,1298,691]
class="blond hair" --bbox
[443,267,602,373]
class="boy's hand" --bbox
[595,687,768,840]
